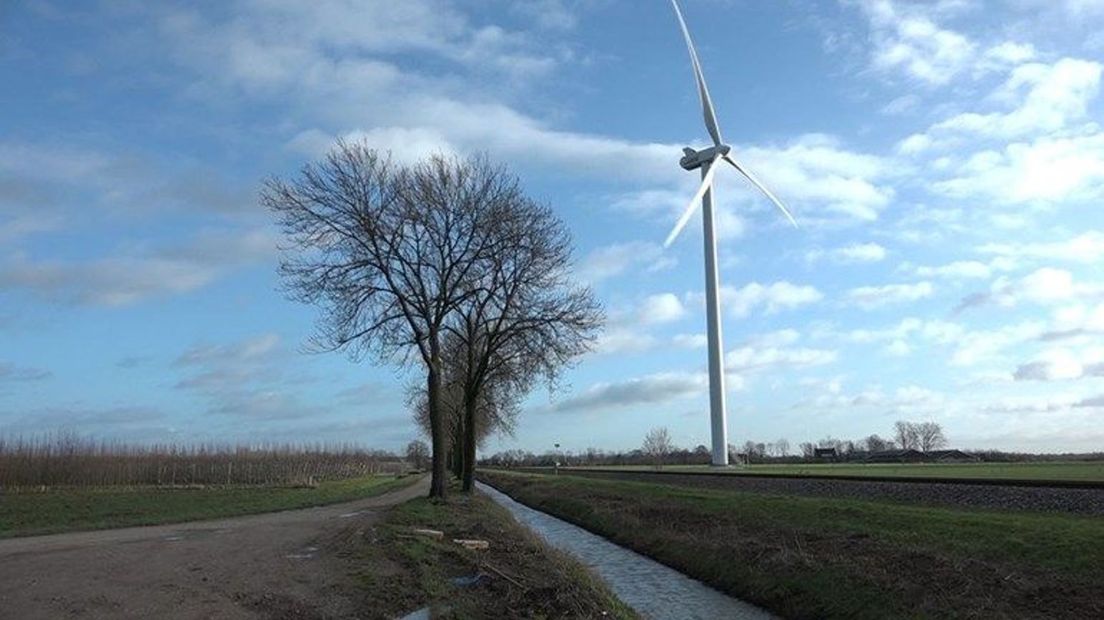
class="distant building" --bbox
[863,449,927,463]
[861,448,978,463]
[926,449,980,463]
[814,447,838,461]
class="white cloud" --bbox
[717,281,824,318]
[931,59,1102,139]
[0,228,275,306]
[807,242,887,264]
[672,333,708,349]
[978,231,1104,264]
[900,56,1104,207]
[639,293,686,325]
[576,241,664,284]
[859,0,977,85]
[726,330,837,373]
[847,281,934,309]
[961,268,1102,312]
[912,260,996,280]
[593,329,658,356]
[738,135,894,222]
[1013,345,1104,381]
[551,371,708,412]
[949,320,1045,367]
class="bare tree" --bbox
[405,440,429,470]
[894,420,919,451]
[864,434,890,453]
[799,442,816,459]
[775,438,790,457]
[265,143,503,499]
[916,421,948,452]
[411,342,521,481]
[446,179,602,492]
[642,427,674,469]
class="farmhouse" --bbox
[926,449,980,463]
[862,449,979,463]
[863,449,927,463]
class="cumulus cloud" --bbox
[806,242,887,264]
[172,333,326,420]
[931,58,1102,140]
[895,54,1104,207]
[847,281,934,309]
[858,0,977,85]
[978,231,1104,264]
[0,406,166,436]
[672,333,708,349]
[551,371,708,412]
[593,329,658,356]
[1013,347,1104,381]
[1040,302,1104,340]
[933,132,1104,205]
[717,281,823,317]
[725,330,837,374]
[957,267,1102,312]
[906,255,1018,281]
[576,241,666,284]
[638,293,686,325]
[0,228,276,306]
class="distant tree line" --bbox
[0,431,405,489]
[483,420,1090,468]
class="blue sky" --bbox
[2,0,1103,454]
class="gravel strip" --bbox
[559,470,1104,516]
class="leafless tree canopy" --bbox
[642,427,674,469]
[915,421,948,452]
[894,420,920,450]
[447,185,603,490]
[265,141,601,498]
[266,144,515,498]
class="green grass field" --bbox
[572,460,1104,482]
[0,474,418,539]
[480,470,1104,619]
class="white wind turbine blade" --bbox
[722,154,798,228]
[664,155,722,247]
[670,0,723,146]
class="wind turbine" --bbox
[665,0,797,467]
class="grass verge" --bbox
[480,470,1104,619]
[0,474,417,538]
[345,486,636,619]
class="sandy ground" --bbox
[0,477,428,620]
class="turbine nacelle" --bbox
[679,145,731,171]
[666,0,797,248]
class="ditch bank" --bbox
[477,481,772,620]
[478,469,1104,619]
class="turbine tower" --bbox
[665,0,798,466]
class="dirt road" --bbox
[0,477,428,620]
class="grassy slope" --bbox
[481,471,1104,620]
[346,488,636,619]
[575,461,1104,482]
[0,474,416,538]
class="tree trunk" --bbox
[461,390,477,492]
[427,356,448,500]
